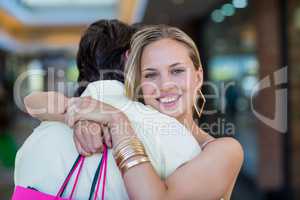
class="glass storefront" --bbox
[288,0,300,197]
[199,1,261,199]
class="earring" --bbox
[194,89,206,118]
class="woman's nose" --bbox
[159,74,177,92]
[160,81,176,92]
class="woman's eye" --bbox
[171,69,185,74]
[144,73,157,79]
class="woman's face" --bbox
[140,38,202,120]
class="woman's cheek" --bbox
[141,84,157,103]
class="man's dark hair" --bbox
[75,19,138,96]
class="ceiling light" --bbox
[232,0,248,8]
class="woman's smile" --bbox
[156,93,182,110]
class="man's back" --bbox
[14,121,129,199]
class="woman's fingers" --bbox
[66,96,128,150]
[74,120,105,155]
[73,133,91,156]
[74,121,92,154]
[81,121,97,153]
[65,97,95,127]
[65,103,78,127]
[65,97,121,127]
[102,123,112,148]
[88,122,104,153]
[65,105,99,127]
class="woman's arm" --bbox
[24,94,106,156]
[67,97,244,200]
[121,132,243,200]
[24,91,68,122]
[82,117,242,200]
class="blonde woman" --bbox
[17,21,202,199]
[66,25,244,200]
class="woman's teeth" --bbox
[158,96,180,103]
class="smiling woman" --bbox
[140,38,202,121]
[125,25,205,125]
[121,25,243,199]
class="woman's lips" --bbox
[156,94,182,109]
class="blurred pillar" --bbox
[0,50,5,71]
[288,0,300,199]
[253,0,285,194]
[0,50,6,85]
[118,0,139,23]
[0,50,8,131]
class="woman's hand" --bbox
[65,96,119,127]
[73,120,112,156]
[65,96,135,153]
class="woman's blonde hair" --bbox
[124,24,202,102]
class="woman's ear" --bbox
[196,67,203,87]
[125,50,130,60]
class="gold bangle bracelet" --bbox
[120,157,150,174]
[116,148,145,164]
[120,156,149,169]
[113,138,132,157]
[113,136,142,157]
[115,143,145,160]
[114,135,135,147]
[114,142,145,158]
[118,152,146,168]
[113,136,148,168]
[116,147,146,167]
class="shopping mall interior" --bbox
[0,0,299,199]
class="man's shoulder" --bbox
[16,121,74,164]
[34,121,71,133]
[22,121,73,148]
[127,103,178,122]
[14,121,76,190]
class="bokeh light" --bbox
[221,3,236,16]
[232,0,248,9]
[211,9,225,23]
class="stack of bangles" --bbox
[113,136,150,174]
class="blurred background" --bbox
[0,0,299,199]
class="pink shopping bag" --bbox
[12,145,108,200]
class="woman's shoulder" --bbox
[214,136,242,147]
[198,128,243,155]
[206,136,244,164]
[166,136,243,199]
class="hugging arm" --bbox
[24,93,107,155]
[121,137,243,200]
[24,91,68,122]
[67,97,244,200]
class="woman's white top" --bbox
[14,80,201,199]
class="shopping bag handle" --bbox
[89,145,108,200]
[56,145,108,200]
[57,155,80,197]
[56,155,85,199]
